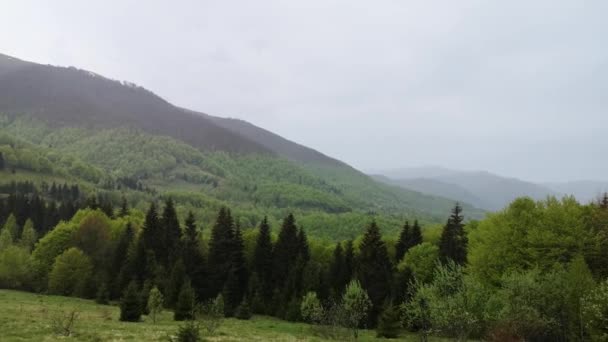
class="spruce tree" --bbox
[0,151,5,171]
[272,214,300,292]
[376,302,401,338]
[167,259,187,308]
[253,216,273,305]
[395,221,411,263]
[161,198,181,267]
[133,203,161,281]
[112,223,135,298]
[329,242,346,297]
[357,221,393,328]
[182,212,207,301]
[120,281,143,322]
[410,220,423,248]
[174,280,196,321]
[223,224,248,317]
[118,196,129,217]
[208,207,235,297]
[439,204,468,265]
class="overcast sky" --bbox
[2,1,607,182]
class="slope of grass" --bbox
[0,289,461,341]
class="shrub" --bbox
[120,281,142,322]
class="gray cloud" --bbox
[2,0,607,182]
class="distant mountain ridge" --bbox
[373,167,560,211]
[0,52,486,237]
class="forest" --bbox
[1,176,607,341]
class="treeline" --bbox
[1,195,608,341]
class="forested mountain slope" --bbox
[0,53,484,238]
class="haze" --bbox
[2,1,607,182]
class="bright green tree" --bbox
[48,247,93,297]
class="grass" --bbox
[0,289,459,341]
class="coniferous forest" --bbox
[1,177,608,341]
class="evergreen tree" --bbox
[120,281,143,322]
[147,286,164,324]
[182,212,207,301]
[0,151,5,170]
[376,302,401,338]
[174,280,196,321]
[357,221,393,328]
[2,214,19,242]
[223,224,248,317]
[19,219,37,251]
[96,283,110,305]
[272,214,300,292]
[439,204,468,265]
[410,220,423,248]
[161,198,181,267]
[133,203,161,281]
[119,196,129,217]
[235,296,253,320]
[167,259,187,308]
[329,242,346,297]
[253,216,273,304]
[208,208,235,297]
[112,223,134,298]
[395,221,411,263]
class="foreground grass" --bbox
[0,289,454,341]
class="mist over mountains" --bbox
[372,166,608,211]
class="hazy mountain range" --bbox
[372,166,608,211]
[0,53,486,238]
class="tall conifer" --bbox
[253,216,273,303]
[439,204,467,265]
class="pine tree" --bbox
[272,214,300,292]
[112,223,134,298]
[439,204,467,265]
[147,286,164,324]
[120,281,143,322]
[395,221,411,263]
[410,220,423,248]
[119,196,129,217]
[174,280,196,321]
[0,151,5,171]
[329,242,346,298]
[235,296,252,320]
[223,224,248,317]
[357,221,393,328]
[161,198,181,267]
[133,203,161,281]
[253,216,273,307]
[376,302,401,338]
[96,283,110,305]
[182,212,207,301]
[167,259,187,308]
[208,207,235,297]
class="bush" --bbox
[300,292,324,324]
[48,247,93,297]
[120,281,142,322]
[174,281,196,321]
[174,320,203,342]
[95,283,110,305]
[376,302,401,338]
[199,294,224,335]
[235,297,252,320]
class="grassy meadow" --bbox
[0,289,460,342]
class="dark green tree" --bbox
[329,242,346,298]
[120,281,142,322]
[166,259,187,308]
[118,196,129,217]
[95,282,110,305]
[112,222,134,298]
[357,221,393,328]
[223,224,248,317]
[376,302,401,338]
[174,280,196,321]
[439,204,468,265]
[161,198,181,267]
[133,203,162,281]
[253,216,273,305]
[272,214,300,292]
[182,212,207,300]
[208,207,235,297]
[0,151,5,171]
[395,221,411,263]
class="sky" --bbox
[1,0,607,182]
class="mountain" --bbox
[543,180,608,204]
[0,53,485,239]
[373,167,558,211]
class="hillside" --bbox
[544,180,608,204]
[374,167,558,211]
[0,53,484,239]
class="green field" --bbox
[0,289,459,341]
